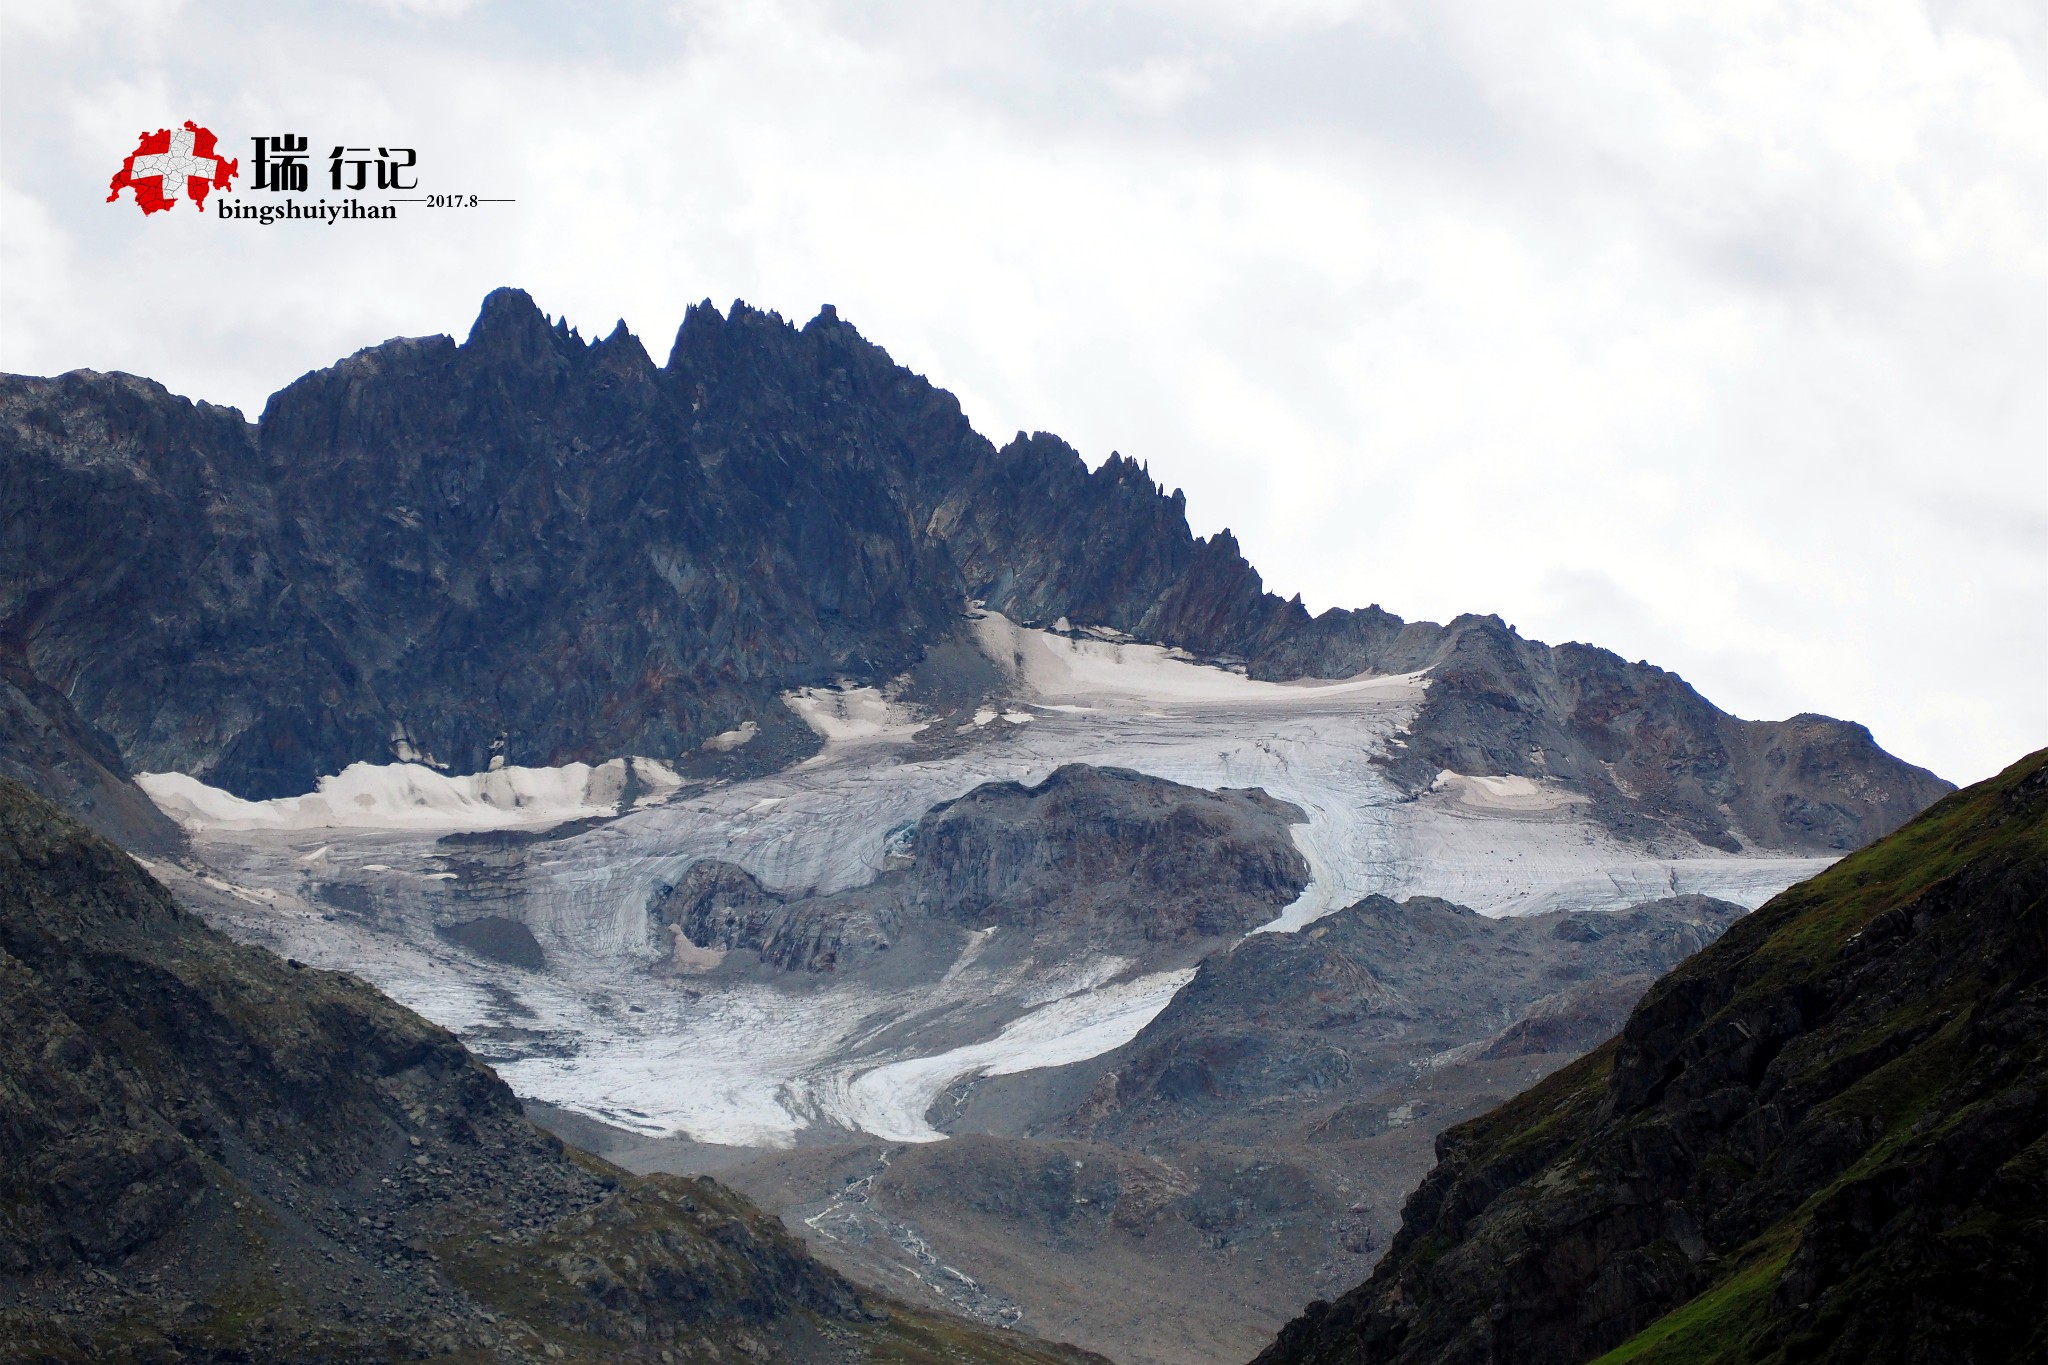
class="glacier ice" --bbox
[145,615,1834,1146]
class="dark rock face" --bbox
[2,289,1947,851]
[436,914,547,970]
[0,655,181,854]
[0,778,1092,1363]
[1,293,974,799]
[650,765,1311,974]
[651,857,873,973]
[1252,749,2048,1365]
[1064,895,1745,1147]
[928,432,1266,647]
[0,370,335,802]
[1251,609,1947,855]
[1374,631,1951,854]
[909,764,1310,942]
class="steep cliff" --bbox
[1,294,973,799]
[1252,748,2048,1365]
[0,656,181,854]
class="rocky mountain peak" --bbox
[462,283,558,360]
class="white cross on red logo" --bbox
[128,126,223,199]
[108,120,240,215]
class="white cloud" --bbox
[0,0,2040,784]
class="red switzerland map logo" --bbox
[107,121,239,214]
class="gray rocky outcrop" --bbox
[908,765,1309,942]
[649,764,1312,974]
[1060,894,1746,1148]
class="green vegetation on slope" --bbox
[1256,750,2048,1365]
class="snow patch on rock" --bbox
[975,610,1429,709]
[1430,770,1590,813]
[783,685,929,753]
[702,721,759,752]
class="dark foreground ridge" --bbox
[1,288,1945,851]
[0,776,1102,1365]
[1253,749,2048,1365]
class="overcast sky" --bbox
[2,0,2042,785]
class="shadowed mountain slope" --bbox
[1252,748,2048,1365]
[0,656,181,854]
[2,290,1945,849]
[0,775,1101,1365]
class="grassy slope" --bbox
[1582,752,2048,1363]
[1257,749,2047,1365]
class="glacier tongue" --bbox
[143,615,1835,1146]
[816,967,1199,1144]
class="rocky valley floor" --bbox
[536,1054,1562,1365]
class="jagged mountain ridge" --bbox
[0,774,1101,1364]
[2,288,1945,851]
[3,292,969,803]
[1252,749,2048,1365]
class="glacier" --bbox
[143,614,1835,1147]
